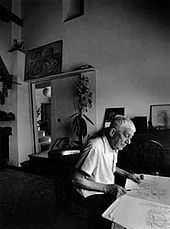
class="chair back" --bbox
[117,139,165,176]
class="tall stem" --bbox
[79,109,83,148]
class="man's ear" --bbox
[109,127,116,137]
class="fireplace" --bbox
[0,127,12,167]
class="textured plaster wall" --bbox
[22,0,170,129]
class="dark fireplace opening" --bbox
[0,127,12,167]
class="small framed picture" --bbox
[149,104,170,129]
[104,107,125,128]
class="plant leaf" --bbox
[69,112,79,118]
[83,114,95,126]
[79,116,87,137]
[72,115,87,137]
[72,117,78,133]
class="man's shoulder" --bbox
[88,136,105,148]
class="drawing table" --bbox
[103,175,170,229]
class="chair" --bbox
[117,138,165,177]
[137,139,165,175]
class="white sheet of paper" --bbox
[103,195,170,229]
[126,174,170,205]
[103,175,170,229]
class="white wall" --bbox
[51,71,96,143]
[22,0,170,130]
[7,51,34,166]
[15,51,34,165]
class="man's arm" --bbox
[72,169,126,197]
[115,167,141,184]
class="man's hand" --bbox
[104,184,127,198]
[128,173,143,184]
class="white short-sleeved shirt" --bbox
[75,136,118,198]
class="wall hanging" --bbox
[25,40,63,81]
[149,104,170,130]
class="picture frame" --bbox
[25,40,63,81]
[149,104,170,129]
[104,107,125,128]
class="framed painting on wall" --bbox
[25,40,63,81]
[149,104,170,130]
[104,107,125,128]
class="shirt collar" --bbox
[102,135,117,155]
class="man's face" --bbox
[109,126,135,151]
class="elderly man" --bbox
[72,115,142,229]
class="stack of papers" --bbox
[102,175,170,229]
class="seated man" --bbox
[72,115,142,229]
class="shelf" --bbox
[0,119,15,121]
[26,67,95,83]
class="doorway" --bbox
[30,70,96,157]
[34,83,52,155]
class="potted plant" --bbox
[71,75,95,148]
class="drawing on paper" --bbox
[146,208,167,229]
[103,175,170,229]
[102,195,170,229]
[126,175,170,205]
[129,181,166,201]
[145,205,170,229]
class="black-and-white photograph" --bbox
[1,1,170,229]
